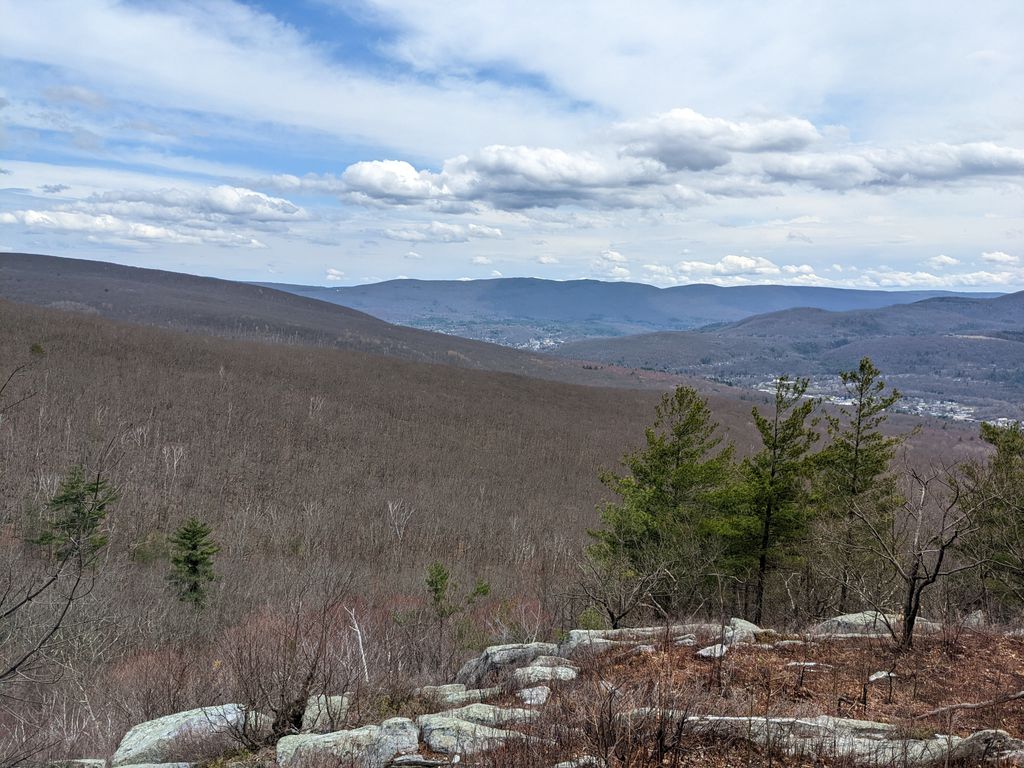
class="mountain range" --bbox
[261,277,1001,347]
[554,291,1024,421]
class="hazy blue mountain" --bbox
[261,277,1001,346]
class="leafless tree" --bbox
[847,459,989,648]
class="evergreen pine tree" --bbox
[719,376,819,624]
[169,517,219,609]
[815,357,905,611]
[589,385,734,610]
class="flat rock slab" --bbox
[111,704,270,766]
[415,683,503,708]
[277,717,419,768]
[390,757,450,767]
[439,702,539,728]
[417,714,528,756]
[513,665,578,687]
[617,710,1024,767]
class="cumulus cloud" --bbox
[0,184,305,247]
[342,160,447,203]
[536,254,559,264]
[591,249,630,279]
[404,250,423,259]
[642,255,831,287]
[0,209,265,247]
[761,142,1024,190]
[338,145,665,211]
[616,107,820,171]
[383,220,503,243]
[678,254,782,277]
[325,268,345,281]
[981,250,1019,264]
[926,254,960,268]
[471,255,492,264]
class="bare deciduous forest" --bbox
[0,296,999,762]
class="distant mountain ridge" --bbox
[554,289,1024,421]
[261,277,1001,345]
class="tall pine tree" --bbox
[590,386,734,612]
[815,357,904,611]
[721,376,819,624]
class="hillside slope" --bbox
[0,253,675,390]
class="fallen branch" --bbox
[914,689,1024,720]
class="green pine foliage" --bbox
[702,376,820,624]
[814,357,906,611]
[168,517,220,609]
[34,466,116,564]
[592,386,733,566]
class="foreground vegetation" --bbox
[0,299,1008,764]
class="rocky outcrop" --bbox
[518,685,551,705]
[276,717,418,768]
[438,702,539,728]
[512,664,578,687]
[301,693,351,733]
[111,704,270,766]
[454,642,559,687]
[417,713,528,756]
[414,682,503,707]
[810,611,941,638]
[616,710,1024,767]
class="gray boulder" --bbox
[439,702,539,728]
[810,611,895,637]
[276,717,418,768]
[111,704,270,766]
[415,683,503,708]
[696,643,728,659]
[301,693,351,733]
[455,642,559,687]
[512,665,578,687]
[417,713,527,756]
[518,685,551,706]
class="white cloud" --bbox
[383,220,503,243]
[404,250,423,259]
[471,255,492,264]
[678,254,782,277]
[981,250,1019,264]
[325,268,345,281]
[0,209,265,248]
[591,249,631,279]
[0,184,303,247]
[536,254,559,264]
[490,270,503,277]
[926,254,960,268]
[617,107,820,171]
[761,143,1024,190]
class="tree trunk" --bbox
[754,503,773,625]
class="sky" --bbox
[0,1,1022,290]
